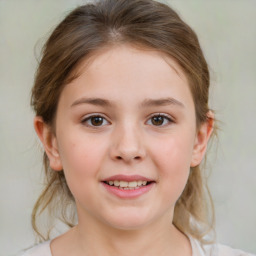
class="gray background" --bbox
[0,0,255,255]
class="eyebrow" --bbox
[71,97,113,108]
[71,97,184,108]
[140,97,184,108]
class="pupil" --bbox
[92,117,103,126]
[152,116,164,126]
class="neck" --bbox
[69,212,191,256]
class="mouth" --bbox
[101,175,155,198]
[103,180,154,190]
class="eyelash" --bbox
[146,113,174,126]
[81,114,110,127]
[81,113,174,127]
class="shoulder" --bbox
[218,244,255,256]
[18,241,52,256]
[204,243,256,256]
[190,236,255,256]
[204,244,255,256]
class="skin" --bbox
[35,44,213,256]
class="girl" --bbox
[21,0,254,255]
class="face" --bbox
[36,44,211,231]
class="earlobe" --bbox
[190,111,214,167]
[34,116,63,171]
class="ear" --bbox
[190,111,214,167]
[34,116,63,171]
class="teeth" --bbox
[114,180,120,186]
[106,180,150,188]
[128,181,137,188]
[119,181,128,187]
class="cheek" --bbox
[152,134,194,171]
[56,134,107,194]
[150,135,194,196]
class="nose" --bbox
[110,123,146,163]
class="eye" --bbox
[146,114,173,126]
[82,115,110,127]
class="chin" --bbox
[106,220,150,231]
[101,209,157,231]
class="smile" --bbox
[104,180,150,189]
[102,175,155,198]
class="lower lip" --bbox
[101,182,155,199]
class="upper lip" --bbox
[103,175,154,182]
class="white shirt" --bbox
[20,237,256,256]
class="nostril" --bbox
[115,155,141,161]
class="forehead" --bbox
[75,44,188,83]
[60,44,194,109]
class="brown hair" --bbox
[31,0,216,243]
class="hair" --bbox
[31,0,216,244]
